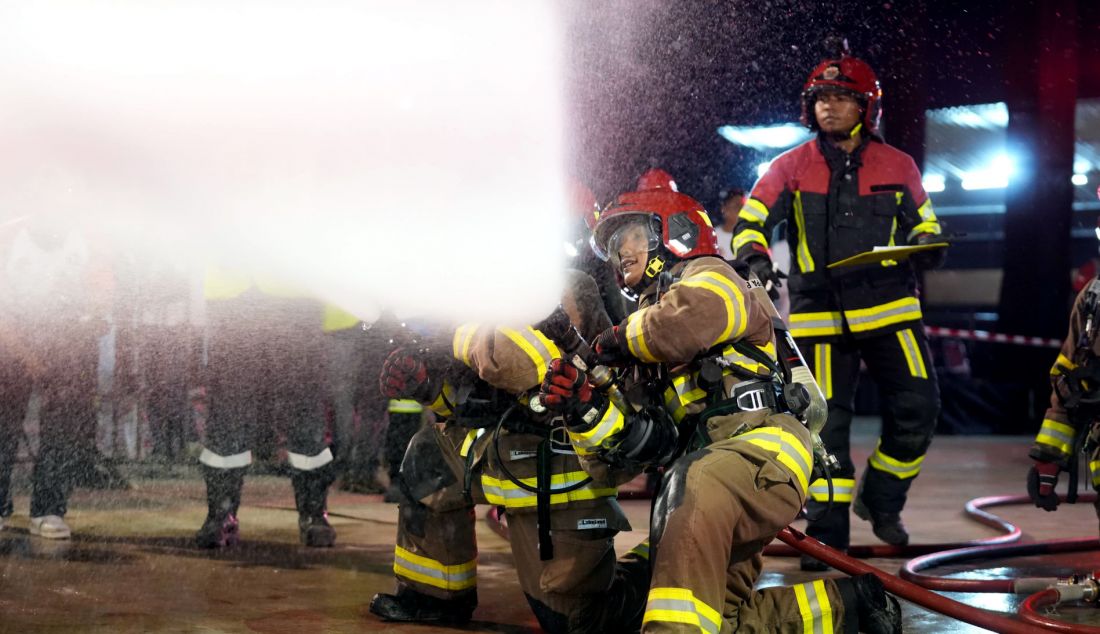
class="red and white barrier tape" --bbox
[925,326,1061,349]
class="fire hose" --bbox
[484,492,1100,632]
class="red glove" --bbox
[594,326,630,366]
[1027,460,1061,512]
[539,358,605,426]
[379,348,432,401]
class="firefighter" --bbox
[195,268,336,549]
[731,50,945,568]
[1029,196,1100,522]
[367,271,647,633]
[539,186,901,633]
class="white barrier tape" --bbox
[925,326,1061,349]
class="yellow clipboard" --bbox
[827,243,949,269]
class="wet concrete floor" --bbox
[2,428,1100,633]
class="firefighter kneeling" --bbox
[538,186,902,633]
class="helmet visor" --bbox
[606,217,659,269]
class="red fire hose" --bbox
[1019,587,1100,633]
[763,493,1024,558]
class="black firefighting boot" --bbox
[291,466,336,547]
[835,573,902,634]
[802,500,849,571]
[369,587,476,624]
[195,467,243,549]
[853,476,910,546]
[567,556,650,633]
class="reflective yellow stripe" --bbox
[679,271,747,344]
[1091,460,1100,487]
[1052,353,1077,376]
[453,324,478,366]
[917,198,939,223]
[843,297,922,333]
[720,342,775,376]
[625,310,658,362]
[790,311,843,338]
[629,540,651,560]
[393,545,476,591]
[793,579,834,634]
[643,587,721,634]
[907,220,942,242]
[733,228,768,253]
[568,403,626,455]
[792,191,815,273]
[813,343,832,400]
[739,198,769,225]
[500,326,561,384]
[808,477,854,503]
[868,440,925,479]
[459,428,485,458]
[1036,419,1075,455]
[427,381,457,417]
[388,399,424,414]
[735,427,812,493]
[663,386,687,423]
[896,328,928,379]
[480,472,616,509]
[882,216,899,267]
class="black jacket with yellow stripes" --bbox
[732,135,940,342]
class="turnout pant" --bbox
[801,326,940,549]
[644,411,850,634]
[391,424,637,633]
[200,295,332,475]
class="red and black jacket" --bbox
[732,136,940,342]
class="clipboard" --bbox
[827,243,949,269]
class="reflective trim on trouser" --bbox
[1091,459,1100,488]
[393,545,476,591]
[287,447,333,471]
[1036,419,1075,456]
[643,587,721,634]
[867,440,924,480]
[388,399,424,414]
[808,478,854,503]
[793,579,835,634]
[199,448,252,469]
[895,328,928,379]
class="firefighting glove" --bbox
[908,233,947,271]
[539,358,607,427]
[1027,460,1062,512]
[380,347,441,402]
[594,326,630,366]
[744,253,783,301]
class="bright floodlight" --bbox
[922,174,946,193]
[718,124,812,150]
[1073,173,1088,186]
[927,102,1009,130]
[0,1,567,326]
[961,153,1014,190]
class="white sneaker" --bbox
[29,515,71,539]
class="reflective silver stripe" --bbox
[679,270,745,343]
[843,300,922,330]
[645,599,720,634]
[287,447,334,471]
[394,555,476,583]
[808,478,853,503]
[199,448,252,469]
[794,580,829,634]
[1038,422,1074,449]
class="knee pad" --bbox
[401,429,459,502]
[650,450,709,549]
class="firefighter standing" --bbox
[540,187,901,633]
[368,272,646,633]
[195,268,337,548]
[732,51,945,567]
